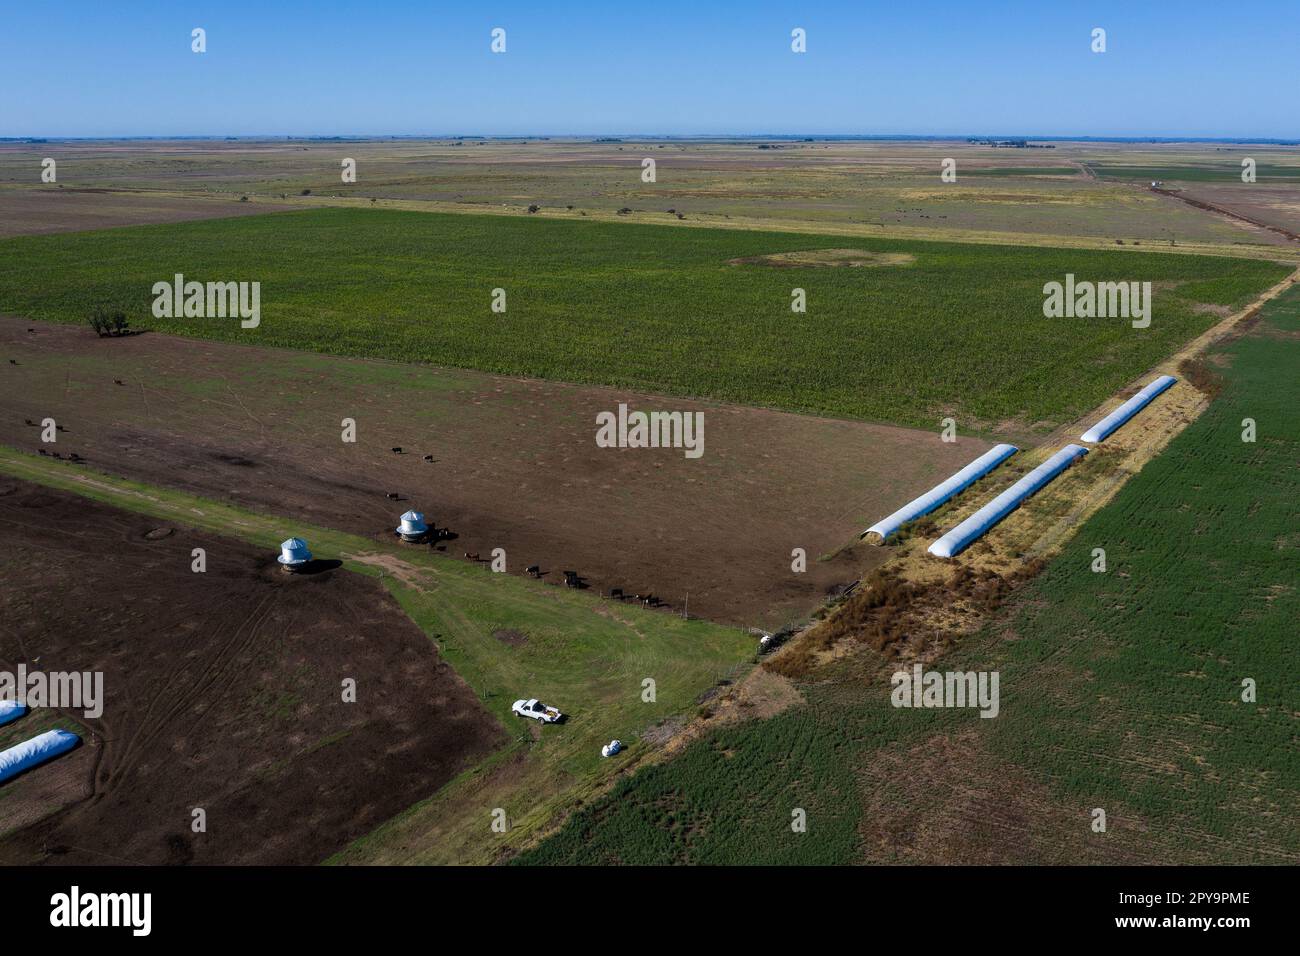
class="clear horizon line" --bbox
[4,133,1300,145]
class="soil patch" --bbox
[859,728,1149,864]
[728,248,915,268]
[0,479,505,865]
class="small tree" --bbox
[88,306,109,337]
[88,306,129,337]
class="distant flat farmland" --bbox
[961,166,1079,176]
[1089,164,1300,182]
[0,207,1287,432]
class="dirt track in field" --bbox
[0,188,294,237]
[0,320,992,628]
[0,479,504,865]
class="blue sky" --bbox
[1,1,1295,138]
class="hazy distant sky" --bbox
[2,0,1295,138]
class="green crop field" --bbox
[511,677,904,865]
[0,208,1286,432]
[516,286,1300,865]
[977,287,1300,853]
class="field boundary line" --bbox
[26,185,1299,263]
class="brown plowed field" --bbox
[0,319,993,627]
[1157,182,1300,243]
[0,188,294,238]
[0,479,504,865]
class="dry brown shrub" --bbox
[1178,356,1225,398]
[763,558,1047,679]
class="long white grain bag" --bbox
[928,445,1089,558]
[1081,375,1177,443]
[0,729,80,785]
[0,701,27,727]
[862,443,1018,542]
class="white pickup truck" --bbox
[512,698,563,723]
